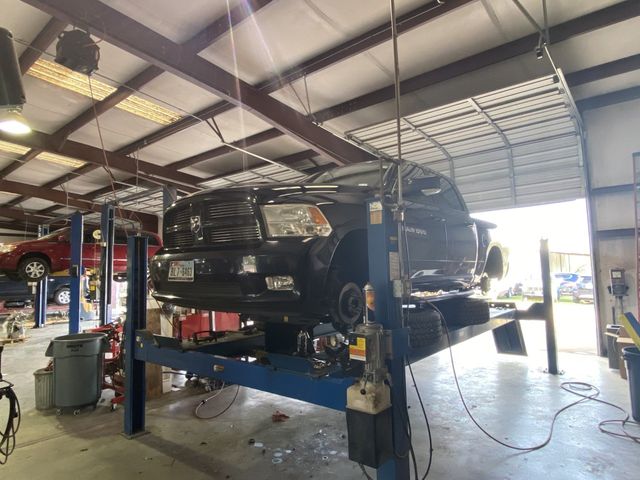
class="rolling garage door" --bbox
[346,73,584,212]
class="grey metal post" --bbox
[34,224,49,328]
[540,238,559,374]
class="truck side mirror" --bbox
[405,176,441,197]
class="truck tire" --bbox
[408,309,443,348]
[439,297,490,327]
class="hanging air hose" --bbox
[0,346,21,465]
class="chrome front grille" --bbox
[164,201,262,248]
[164,206,191,229]
[164,231,194,248]
[207,224,262,243]
[206,202,254,219]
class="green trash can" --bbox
[45,333,109,413]
[622,346,640,421]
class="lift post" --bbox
[33,224,49,329]
[99,203,115,325]
[366,200,410,479]
[124,235,148,437]
[68,212,83,334]
[540,238,559,374]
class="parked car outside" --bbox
[495,281,523,299]
[523,272,579,301]
[0,227,162,282]
[554,272,579,299]
[572,275,593,303]
[0,274,71,306]
[151,160,508,330]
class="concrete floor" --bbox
[1,321,639,479]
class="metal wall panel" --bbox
[347,73,584,212]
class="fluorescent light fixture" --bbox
[0,140,29,155]
[0,110,31,135]
[0,140,85,168]
[37,152,85,168]
[27,59,182,125]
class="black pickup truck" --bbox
[150,160,506,330]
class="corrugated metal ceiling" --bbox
[346,73,584,212]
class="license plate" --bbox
[168,260,194,282]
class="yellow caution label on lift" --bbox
[349,336,367,362]
[369,201,382,225]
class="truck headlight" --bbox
[261,204,332,238]
[0,244,16,254]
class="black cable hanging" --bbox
[0,346,21,465]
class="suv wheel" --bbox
[18,257,50,281]
[54,287,71,306]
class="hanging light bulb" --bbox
[0,110,31,134]
[0,27,31,135]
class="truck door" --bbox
[437,178,477,284]
[402,168,448,288]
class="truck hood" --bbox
[175,183,375,206]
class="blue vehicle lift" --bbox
[123,202,556,479]
[32,205,122,331]
[68,211,83,334]
[98,204,115,326]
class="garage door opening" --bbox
[474,199,597,356]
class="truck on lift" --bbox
[151,160,508,338]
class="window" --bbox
[438,177,465,211]
[402,165,465,211]
[309,161,391,187]
[39,228,69,241]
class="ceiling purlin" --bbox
[123,0,640,174]
[22,0,376,166]
[116,0,476,158]
[2,0,274,212]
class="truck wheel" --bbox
[408,309,443,348]
[327,269,365,333]
[18,257,50,281]
[54,287,71,305]
[436,298,490,327]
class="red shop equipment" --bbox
[87,322,124,410]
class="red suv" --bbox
[0,227,162,281]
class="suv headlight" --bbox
[0,244,16,254]
[261,204,332,238]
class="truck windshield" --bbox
[308,161,391,187]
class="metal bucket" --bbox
[34,368,54,410]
